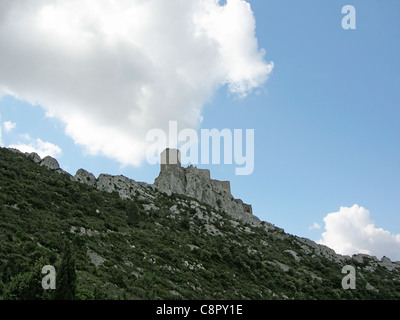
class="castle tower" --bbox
[160,148,181,171]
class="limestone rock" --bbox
[169,205,180,215]
[154,162,256,226]
[7,148,23,154]
[143,203,159,212]
[275,261,290,272]
[87,249,106,267]
[74,168,97,187]
[284,249,301,262]
[40,156,60,170]
[27,152,41,164]
[352,253,372,264]
[379,256,399,271]
[294,236,349,264]
[266,260,289,272]
[96,174,138,199]
[96,173,153,201]
[366,282,378,292]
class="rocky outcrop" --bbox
[367,256,400,271]
[73,169,97,187]
[154,164,258,226]
[96,174,154,200]
[8,148,41,164]
[40,156,60,170]
[293,238,400,271]
[294,236,349,264]
[27,152,41,164]
[71,170,156,204]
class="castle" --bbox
[159,148,232,195]
[155,148,252,216]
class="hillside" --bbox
[0,147,399,300]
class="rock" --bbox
[79,227,86,236]
[204,223,223,236]
[366,282,378,292]
[27,152,41,164]
[187,244,199,251]
[169,205,180,215]
[142,203,159,212]
[230,220,240,228]
[7,148,23,154]
[284,249,301,262]
[96,174,153,200]
[294,236,348,264]
[40,156,60,170]
[74,168,97,187]
[169,290,181,297]
[352,254,370,264]
[269,260,289,272]
[243,226,254,234]
[87,249,106,267]
[10,204,19,211]
[70,226,77,234]
[379,256,399,271]
[154,159,257,227]
[364,265,375,272]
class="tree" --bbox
[180,217,190,230]
[127,202,140,226]
[54,242,77,300]
[2,258,47,300]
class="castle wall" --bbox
[197,168,210,180]
[243,203,253,214]
[185,165,210,180]
[156,148,255,217]
[211,179,231,194]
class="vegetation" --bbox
[0,147,399,300]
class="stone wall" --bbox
[210,179,231,194]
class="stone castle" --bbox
[154,148,253,218]
[158,148,232,196]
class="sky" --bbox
[0,0,399,261]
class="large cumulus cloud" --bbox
[318,204,400,261]
[0,0,273,166]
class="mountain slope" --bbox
[0,147,399,300]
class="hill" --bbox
[0,147,399,300]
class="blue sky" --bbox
[0,0,399,260]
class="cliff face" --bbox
[154,164,258,226]
[72,163,259,227]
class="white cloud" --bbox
[3,120,16,132]
[318,204,400,261]
[9,135,62,159]
[308,222,321,230]
[0,0,273,166]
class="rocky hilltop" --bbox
[72,148,261,228]
[11,147,400,269]
[1,146,399,300]
[154,148,257,225]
